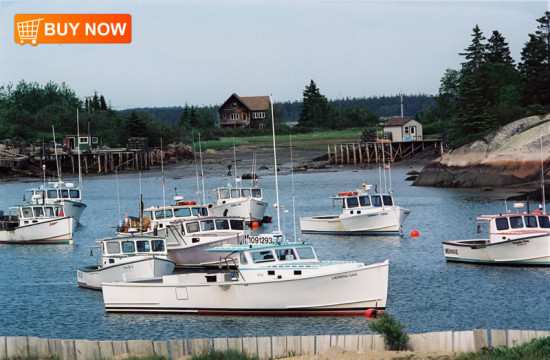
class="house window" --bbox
[243,113,247,121]
[230,113,239,120]
[404,127,409,135]
[231,102,237,108]
[92,137,99,144]
[79,137,89,144]
[253,112,266,119]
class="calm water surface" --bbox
[1,165,548,340]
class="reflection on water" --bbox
[0,167,548,340]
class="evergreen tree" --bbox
[179,102,190,127]
[126,111,147,137]
[459,25,487,73]
[92,92,100,111]
[486,30,515,65]
[190,106,199,128]
[298,79,330,128]
[518,11,550,108]
[99,95,108,110]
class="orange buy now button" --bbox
[14,14,131,46]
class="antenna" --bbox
[192,131,201,203]
[290,131,297,242]
[198,133,206,204]
[161,138,166,215]
[400,89,404,118]
[270,95,281,232]
[541,137,546,213]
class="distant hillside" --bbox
[119,94,435,125]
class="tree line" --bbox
[1,11,547,149]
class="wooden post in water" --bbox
[327,145,331,164]
[353,144,357,164]
[333,145,337,165]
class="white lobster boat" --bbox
[26,181,87,224]
[442,204,550,266]
[300,186,410,235]
[77,235,176,290]
[0,204,74,244]
[208,186,269,224]
[165,216,246,267]
[102,233,389,315]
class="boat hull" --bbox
[300,207,410,235]
[209,198,268,223]
[0,216,74,244]
[442,233,550,266]
[62,200,87,223]
[77,257,176,290]
[102,260,389,315]
[167,233,243,267]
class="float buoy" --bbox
[252,221,260,229]
[410,229,420,237]
[365,308,377,318]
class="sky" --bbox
[1,0,549,110]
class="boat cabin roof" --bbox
[205,241,314,253]
[477,212,550,231]
[211,187,263,200]
[98,236,167,255]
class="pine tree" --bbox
[518,11,550,107]
[460,25,487,73]
[298,79,330,128]
[486,30,515,65]
[179,102,190,127]
[190,106,199,128]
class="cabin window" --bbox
[106,242,121,254]
[359,196,371,206]
[230,219,244,230]
[122,241,136,253]
[21,207,33,218]
[230,113,239,120]
[509,216,523,229]
[33,207,44,217]
[198,207,208,216]
[155,209,173,219]
[186,222,200,233]
[524,216,537,228]
[495,217,509,230]
[60,190,69,198]
[47,190,58,199]
[69,190,80,199]
[201,220,215,231]
[276,248,296,261]
[382,195,393,206]
[239,253,248,265]
[219,190,230,199]
[151,240,165,252]
[538,216,550,228]
[136,240,150,252]
[44,207,55,217]
[296,247,316,260]
[346,197,359,208]
[241,189,250,197]
[215,219,230,230]
[231,189,240,198]
[174,208,191,217]
[251,250,275,263]
[371,196,382,207]
[79,137,89,144]
[251,189,262,198]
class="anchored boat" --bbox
[300,186,410,235]
[26,181,87,224]
[0,203,74,244]
[77,235,176,290]
[102,233,389,315]
[442,203,550,266]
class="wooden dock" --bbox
[327,140,443,165]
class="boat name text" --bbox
[331,272,357,280]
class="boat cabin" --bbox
[333,191,395,212]
[27,182,82,204]
[171,217,245,235]
[480,212,550,238]
[97,237,168,267]
[211,187,263,203]
[16,204,65,220]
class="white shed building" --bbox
[383,117,423,141]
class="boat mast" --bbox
[192,131,202,203]
[290,132,297,242]
[76,109,83,191]
[541,137,546,213]
[198,133,206,204]
[52,125,62,183]
[161,138,167,218]
[270,95,281,233]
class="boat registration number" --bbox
[246,234,274,244]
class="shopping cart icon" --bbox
[17,18,43,45]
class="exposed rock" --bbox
[166,142,194,160]
[413,113,550,188]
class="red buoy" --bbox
[252,221,260,229]
[365,308,377,318]
[410,229,419,237]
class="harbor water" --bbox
[0,165,548,341]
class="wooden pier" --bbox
[32,148,162,175]
[327,140,443,165]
